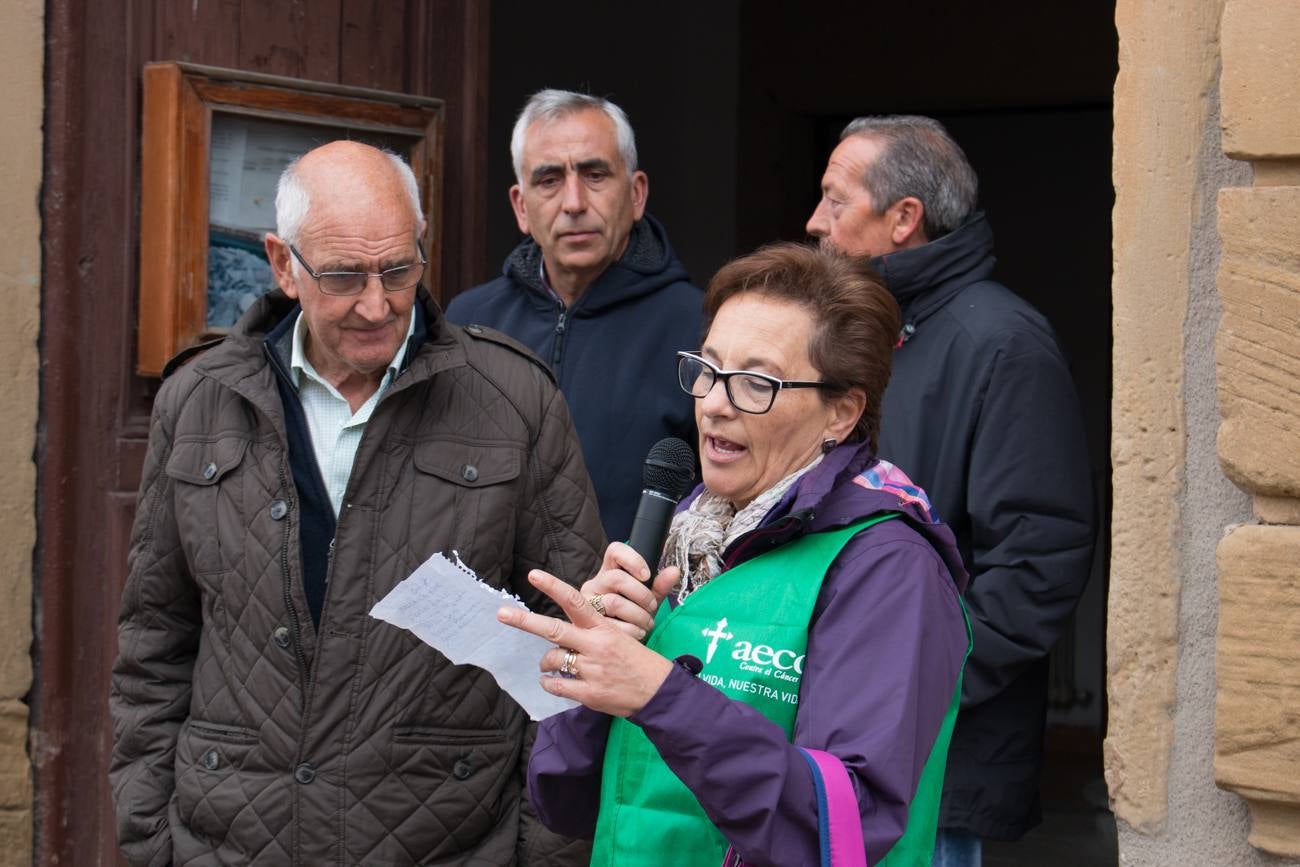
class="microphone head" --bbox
[643,437,696,500]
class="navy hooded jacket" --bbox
[447,215,704,542]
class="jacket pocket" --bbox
[165,435,250,485]
[173,719,273,842]
[411,439,522,488]
[358,725,519,863]
[166,435,254,576]
[392,725,510,747]
[187,720,259,745]
[408,439,524,583]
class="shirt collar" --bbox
[538,258,565,305]
[289,309,416,393]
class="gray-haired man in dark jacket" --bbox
[447,90,703,544]
[808,116,1097,866]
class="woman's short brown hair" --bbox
[703,243,901,451]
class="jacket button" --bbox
[273,626,291,649]
[294,762,316,784]
[461,464,479,483]
[270,499,288,520]
[202,462,218,481]
[465,324,483,335]
[452,759,473,780]
[201,749,220,770]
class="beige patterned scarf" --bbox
[663,455,822,602]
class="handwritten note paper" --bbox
[369,553,579,721]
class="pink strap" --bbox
[802,748,868,867]
[721,748,867,867]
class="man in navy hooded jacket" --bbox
[807,115,1097,865]
[448,89,702,543]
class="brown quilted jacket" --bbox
[110,290,605,866]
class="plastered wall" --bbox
[0,0,41,859]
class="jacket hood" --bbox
[871,211,998,331]
[502,214,691,316]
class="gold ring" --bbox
[559,649,579,678]
[588,594,607,616]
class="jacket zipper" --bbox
[550,307,568,372]
[276,456,310,704]
[721,510,814,570]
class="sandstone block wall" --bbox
[1214,1,1300,857]
[1108,0,1226,833]
[1112,1,1300,864]
[0,0,41,859]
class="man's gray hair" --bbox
[840,115,978,241]
[510,89,638,184]
[275,148,422,252]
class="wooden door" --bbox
[36,2,489,863]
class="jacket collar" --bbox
[192,287,458,409]
[871,211,998,333]
[261,291,432,385]
[677,439,967,591]
[502,214,689,314]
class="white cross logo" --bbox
[701,618,734,664]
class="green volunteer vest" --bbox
[590,513,970,867]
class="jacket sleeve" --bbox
[511,381,605,866]
[109,383,202,867]
[527,705,613,838]
[509,381,606,613]
[629,532,968,867]
[960,329,1097,707]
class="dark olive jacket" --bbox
[110,288,605,866]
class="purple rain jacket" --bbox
[527,440,971,866]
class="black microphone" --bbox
[627,437,696,582]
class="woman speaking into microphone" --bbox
[498,243,971,867]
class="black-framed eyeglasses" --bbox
[676,351,830,415]
[289,240,427,296]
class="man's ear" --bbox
[509,184,530,235]
[630,171,649,221]
[889,197,928,248]
[264,233,299,299]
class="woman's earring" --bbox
[821,438,837,454]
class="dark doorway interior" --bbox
[486,2,1116,863]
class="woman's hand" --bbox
[580,542,681,640]
[498,569,675,718]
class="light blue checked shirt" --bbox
[290,312,416,516]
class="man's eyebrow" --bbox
[575,158,613,174]
[528,163,564,184]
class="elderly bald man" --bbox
[110,141,604,867]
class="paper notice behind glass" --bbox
[369,552,579,721]
[209,115,329,234]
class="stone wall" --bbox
[1111,0,1300,863]
[0,0,41,859]
[1213,0,1300,857]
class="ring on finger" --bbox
[588,594,606,616]
[559,648,580,679]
